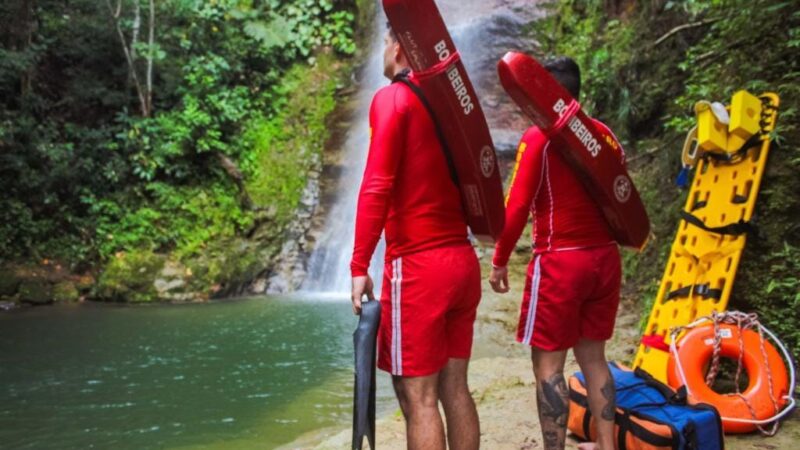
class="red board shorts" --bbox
[517,244,621,351]
[378,244,481,377]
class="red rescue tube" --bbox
[497,51,650,249]
[383,0,505,243]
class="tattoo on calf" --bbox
[600,375,616,421]
[536,372,568,450]
[538,373,568,424]
[542,430,560,449]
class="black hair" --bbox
[544,56,581,99]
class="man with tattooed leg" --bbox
[489,57,622,450]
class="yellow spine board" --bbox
[633,92,780,382]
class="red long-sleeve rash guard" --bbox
[492,120,624,268]
[350,76,468,277]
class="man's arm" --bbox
[490,129,546,292]
[350,89,406,311]
[493,128,547,268]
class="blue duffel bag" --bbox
[567,362,724,450]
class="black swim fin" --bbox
[352,299,380,450]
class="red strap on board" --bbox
[414,51,461,80]
[640,334,671,352]
[544,99,581,138]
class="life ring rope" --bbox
[669,310,797,436]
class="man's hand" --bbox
[489,266,509,293]
[351,275,375,315]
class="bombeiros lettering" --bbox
[552,97,601,158]
[434,40,449,61]
[553,98,566,116]
[434,40,474,115]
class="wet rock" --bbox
[249,277,267,294]
[164,292,200,302]
[53,281,80,302]
[0,300,19,311]
[153,277,185,293]
[154,261,188,298]
[18,279,53,305]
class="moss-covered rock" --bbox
[94,251,166,303]
[185,235,280,298]
[0,269,21,297]
[53,281,80,302]
[18,279,52,305]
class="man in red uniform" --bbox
[489,57,621,450]
[350,25,481,450]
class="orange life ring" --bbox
[667,323,790,433]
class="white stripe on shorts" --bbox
[522,255,542,345]
[391,257,403,376]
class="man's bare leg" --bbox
[438,358,480,450]
[393,373,446,450]
[573,338,615,450]
[531,349,569,450]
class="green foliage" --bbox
[90,182,253,258]
[0,0,360,271]
[535,0,800,357]
[244,54,340,220]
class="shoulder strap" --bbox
[391,71,460,186]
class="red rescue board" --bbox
[497,51,650,249]
[383,0,505,243]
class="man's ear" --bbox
[395,43,409,66]
[393,43,403,64]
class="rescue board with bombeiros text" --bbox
[382,0,505,243]
[497,51,650,249]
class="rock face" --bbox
[152,261,202,302]
[262,159,322,294]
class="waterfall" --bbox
[302,0,538,295]
[301,14,387,295]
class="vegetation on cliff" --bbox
[0,0,364,301]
